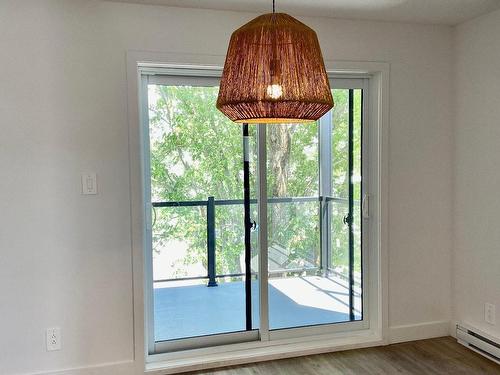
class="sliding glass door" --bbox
[143,75,259,352]
[329,88,364,322]
[141,69,368,353]
[266,122,324,330]
[266,85,365,333]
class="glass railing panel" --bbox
[267,200,320,274]
[152,205,208,283]
[330,199,350,277]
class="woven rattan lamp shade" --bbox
[217,13,334,123]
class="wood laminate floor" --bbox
[188,337,500,375]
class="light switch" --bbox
[81,173,97,195]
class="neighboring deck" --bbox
[154,275,361,342]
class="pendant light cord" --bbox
[272,0,275,13]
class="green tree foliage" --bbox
[148,85,361,280]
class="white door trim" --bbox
[126,50,389,374]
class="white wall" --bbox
[0,1,453,374]
[453,8,500,339]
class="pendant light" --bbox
[216,0,334,123]
[216,0,335,333]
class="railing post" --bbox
[207,196,217,287]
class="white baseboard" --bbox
[388,320,450,344]
[29,360,135,375]
[24,321,450,375]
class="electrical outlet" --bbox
[485,303,496,325]
[46,327,61,351]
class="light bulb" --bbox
[266,84,283,99]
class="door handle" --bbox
[343,213,352,226]
[362,194,369,219]
[248,219,257,231]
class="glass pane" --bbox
[215,204,245,277]
[330,89,350,276]
[266,122,353,330]
[148,85,251,202]
[267,123,319,198]
[250,202,260,330]
[330,88,363,321]
[353,89,363,319]
[213,202,260,330]
[266,123,319,272]
[152,206,207,281]
[148,84,259,342]
[267,200,320,273]
[330,200,349,277]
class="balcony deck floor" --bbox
[154,275,361,342]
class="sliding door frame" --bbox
[140,71,259,354]
[127,51,388,373]
[270,78,370,341]
[140,69,371,351]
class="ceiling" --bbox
[106,0,500,25]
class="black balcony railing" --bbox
[152,196,353,286]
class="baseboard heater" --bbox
[456,324,500,365]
